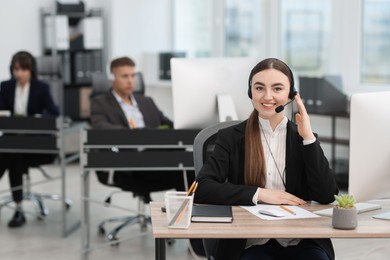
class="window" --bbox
[362,0,390,84]
[280,0,332,76]
[224,0,264,57]
[173,0,214,57]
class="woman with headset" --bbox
[0,51,59,228]
[194,58,339,260]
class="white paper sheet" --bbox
[241,204,320,220]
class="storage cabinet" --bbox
[41,6,104,120]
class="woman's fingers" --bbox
[294,93,315,140]
[294,93,308,117]
[259,189,306,205]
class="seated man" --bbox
[90,56,192,201]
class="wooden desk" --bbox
[151,200,390,260]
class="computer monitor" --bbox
[170,57,259,129]
[348,91,390,202]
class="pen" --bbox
[280,205,296,215]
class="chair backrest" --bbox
[36,56,63,110]
[36,56,62,78]
[133,72,145,95]
[91,71,145,96]
[193,120,241,176]
[91,71,110,95]
[192,120,241,260]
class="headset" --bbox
[247,58,297,100]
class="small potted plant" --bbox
[332,194,357,230]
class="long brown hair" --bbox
[244,58,294,188]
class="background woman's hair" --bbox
[10,51,37,79]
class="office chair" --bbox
[193,120,241,260]
[91,71,145,97]
[94,160,185,245]
[0,159,71,218]
[95,174,154,244]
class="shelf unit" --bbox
[41,6,104,120]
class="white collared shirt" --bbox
[259,116,287,191]
[247,116,315,248]
[112,90,145,128]
[14,82,30,116]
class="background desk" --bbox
[0,116,82,237]
[151,200,390,260]
[80,129,199,256]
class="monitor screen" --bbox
[170,57,258,129]
[348,91,390,202]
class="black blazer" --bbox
[0,79,59,116]
[90,90,173,129]
[194,120,339,260]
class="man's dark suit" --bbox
[90,91,172,130]
[0,78,59,202]
[90,91,190,201]
[195,120,339,260]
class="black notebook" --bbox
[191,204,233,223]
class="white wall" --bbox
[109,0,172,71]
[0,0,52,80]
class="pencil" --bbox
[186,181,197,196]
[175,183,198,223]
[280,205,296,215]
[189,182,198,195]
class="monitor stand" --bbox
[217,94,238,122]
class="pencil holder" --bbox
[164,191,194,229]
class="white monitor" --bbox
[171,57,258,129]
[348,91,390,202]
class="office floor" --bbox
[0,164,389,260]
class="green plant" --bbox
[334,194,356,209]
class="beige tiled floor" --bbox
[0,164,389,260]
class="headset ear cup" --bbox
[289,89,297,99]
[288,89,293,99]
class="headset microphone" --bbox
[275,92,297,113]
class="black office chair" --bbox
[0,157,71,218]
[95,172,159,244]
[193,120,241,260]
[93,155,188,245]
[91,71,145,97]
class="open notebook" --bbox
[314,202,381,217]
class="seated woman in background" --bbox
[194,58,339,260]
[0,51,59,228]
